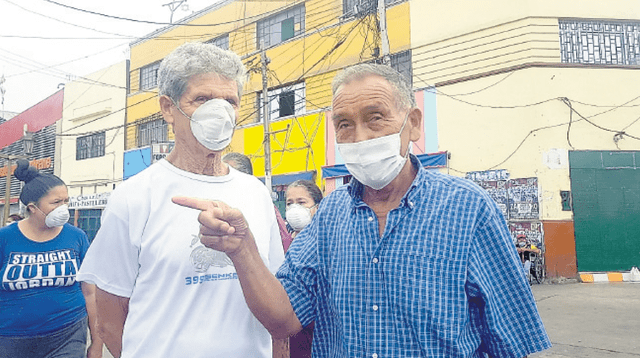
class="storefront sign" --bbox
[152,142,174,163]
[69,192,110,209]
[0,157,52,177]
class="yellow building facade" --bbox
[125,0,412,196]
[411,0,640,277]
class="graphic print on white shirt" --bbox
[189,233,232,272]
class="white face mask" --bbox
[337,112,411,190]
[175,98,236,151]
[36,204,70,228]
[286,203,313,232]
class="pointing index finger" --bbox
[172,196,216,211]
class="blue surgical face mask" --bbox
[174,98,236,151]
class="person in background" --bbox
[0,159,103,358]
[516,233,541,281]
[6,213,24,224]
[285,180,323,239]
[172,63,551,357]
[77,42,284,358]
[222,152,294,253]
[284,179,323,358]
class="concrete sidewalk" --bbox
[530,282,640,358]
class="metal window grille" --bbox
[76,132,106,160]
[256,82,306,124]
[205,34,230,50]
[390,50,413,85]
[257,5,305,49]
[140,62,161,90]
[560,20,640,65]
[343,0,404,17]
[137,116,168,147]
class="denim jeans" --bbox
[0,317,88,358]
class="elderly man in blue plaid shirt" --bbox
[174,64,551,357]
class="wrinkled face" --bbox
[286,186,317,217]
[30,185,69,218]
[331,75,419,152]
[161,73,240,151]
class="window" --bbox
[76,209,102,243]
[559,20,640,65]
[370,50,413,85]
[205,34,229,50]
[137,115,168,147]
[140,61,161,90]
[343,0,403,17]
[390,50,413,85]
[256,82,306,123]
[76,132,105,160]
[257,5,305,49]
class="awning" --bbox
[322,151,448,179]
[258,171,315,186]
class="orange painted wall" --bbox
[542,221,577,278]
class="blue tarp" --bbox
[258,171,315,185]
[322,151,448,179]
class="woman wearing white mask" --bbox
[0,159,103,358]
[285,180,323,238]
[284,179,322,358]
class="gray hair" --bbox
[222,152,253,175]
[331,63,416,110]
[158,42,246,102]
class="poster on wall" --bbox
[509,221,543,247]
[475,180,509,219]
[507,177,539,220]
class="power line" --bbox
[3,0,134,38]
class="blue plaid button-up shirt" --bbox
[277,156,551,358]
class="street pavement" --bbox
[530,281,640,358]
[98,281,640,358]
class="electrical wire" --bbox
[3,0,134,38]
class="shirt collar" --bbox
[347,154,426,208]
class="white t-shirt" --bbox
[77,160,284,358]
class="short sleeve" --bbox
[466,200,551,357]
[76,194,141,298]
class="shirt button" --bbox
[372,305,379,311]
[372,257,379,264]
[372,354,378,358]
[368,216,374,222]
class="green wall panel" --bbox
[570,151,640,272]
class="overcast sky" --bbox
[1,0,218,114]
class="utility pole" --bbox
[1,128,34,226]
[260,44,273,198]
[162,0,188,24]
[1,155,24,226]
[377,0,391,65]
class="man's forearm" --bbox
[231,243,302,338]
[95,288,129,358]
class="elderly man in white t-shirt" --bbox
[77,42,285,358]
